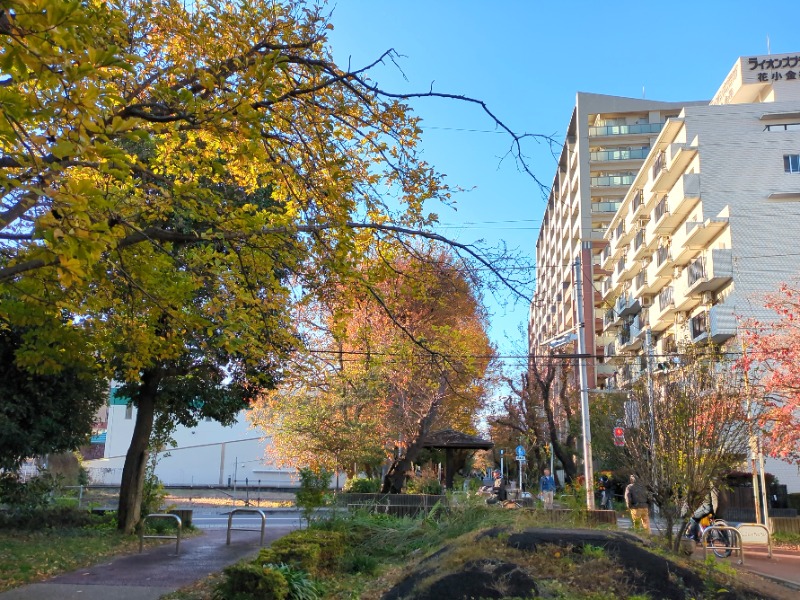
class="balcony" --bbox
[632,269,648,297]
[685,249,734,296]
[652,286,675,326]
[631,228,650,261]
[617,292,641,317]
[651,143,698,193]
[603,307,619,330]
[588,122,665,137]
[625,315,644,351]
[590,147,650,162]
[683,216,729,251]
[590,174,636,187]
[600,244,613,270]
[690,305,737,344]
[653,245,673,278]
[668,173,701,219]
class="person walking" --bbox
[539,468,556,509]
[624,475,650,531]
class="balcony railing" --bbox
[633,229,645,250]
[615,221,625,240]
[592,200,622,213]
[590,147,650,161]
[588,122,665,136]
[658,286,674,312]
[601,245,611,264]
[691,311,708,339]
[616,257,625,275]
[656,245,670,267]
[590,174,636,187]
[635,270,647,291]
[632,189,643,212]
[653,196,668,222]
[652,152,665,179]
[604,308,616,328]
[687,256,706,286]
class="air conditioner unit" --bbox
[638,219,648,228]
[675,311,687,324]
[673,266,682,278]
[701,291,713,305]
[641,295,653,308]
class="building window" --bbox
[125,404,133,420]
[766,123,800,131]
[785,154,800,173]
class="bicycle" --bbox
[687,515,733,558]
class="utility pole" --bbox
[644,327,657,483]
[574,256,594,510]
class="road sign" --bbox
[515,445,526,458]
[613,426,625,447]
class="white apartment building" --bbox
[83,389,298,488]
[598,52,800,490]
[529,93,700,386]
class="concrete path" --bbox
[0,526,295,600]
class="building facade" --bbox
[529,93,700,386]
[596,53,800,491]
[83,388,298,488]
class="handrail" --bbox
[226,508,266,546]
[736,522,772,558]
[139,513,182,555]
[701,524,743,564]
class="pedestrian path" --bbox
[625,516,800,592]
[0,526,296,600]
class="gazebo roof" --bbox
[422,429,494,450]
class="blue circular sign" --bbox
[515,445,526,458]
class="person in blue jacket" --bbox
[539,468,556,509]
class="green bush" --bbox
[295,467,332,524]
[0,505,107,530]
[0,472,61,514]
[267,563,322,600]
[259,529,346,575]
[213,562,289,600]
[343,477,381,493]
[259,541,320,574]
[405,469,442,495]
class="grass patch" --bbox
[0,526,142,591]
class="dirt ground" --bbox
[379,528,797,600]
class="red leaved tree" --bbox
[741,282,800,464]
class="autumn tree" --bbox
[620,349,750,550]
[741,282,800,464]
[492,353,581,485]
[0,0,532,531]
[251,244,494,493]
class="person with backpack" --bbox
[624,475,650,531]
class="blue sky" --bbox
[326,1,798,372]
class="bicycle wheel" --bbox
[707,527,732,558]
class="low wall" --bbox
[770,516,800,535]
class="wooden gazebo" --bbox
[422,429,494,490]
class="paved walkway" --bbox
[0,526,295,600]
[3,512,797,599]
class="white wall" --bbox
[84,406,298,487]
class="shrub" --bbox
[267,563,322,600]
[343,477,381,493]
[405,467,442,495]
[213,562,289,600]
[0,505,105,530]
[258,541,320,574]
[0,472,61,514]
[259,529,346,575]
[295,467,332,524]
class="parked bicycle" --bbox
[686,515,733,558]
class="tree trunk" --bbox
[117,369,160,533]
[381,378,447,494]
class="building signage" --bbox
[747,55,800,82]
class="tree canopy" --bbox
[0,0,529,529]
[742,282,800,464]
[250,243,494,491]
